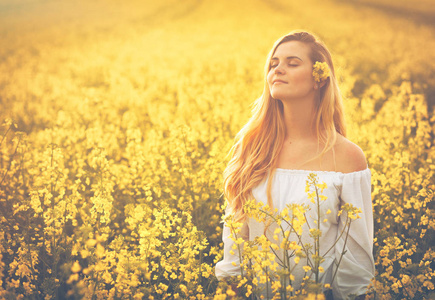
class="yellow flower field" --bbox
[0,0,434,298]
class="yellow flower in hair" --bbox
[312,61,330,82]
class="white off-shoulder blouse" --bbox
[215,168,375,300]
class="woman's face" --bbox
[267,41,316,101]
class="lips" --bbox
[273,79,288,84]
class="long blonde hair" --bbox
[223,30,346,221]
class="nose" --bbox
[274,63,285,74]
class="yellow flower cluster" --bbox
[350,81,435,299]
[221,174,361,298]
[312,62,330,83]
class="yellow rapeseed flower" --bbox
[312,61,330,82]
[71,261,81,273]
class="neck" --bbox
[281,95,318,142]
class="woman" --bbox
[215,31,375,299]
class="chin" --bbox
[270,87,293,100]
[271,92,289,101]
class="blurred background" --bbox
[1,0,434,130]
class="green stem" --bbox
[180,128,195,214]
[228,222,245,278]
[397,276,412,300]
[49,144,59,298]
[0,123,12,148]
[260,208,313,269]
[91,272,101,300]
[322,216,351,257]
[0,134,21,187]
[265,266,269,299]
[331,217,352,284]
[315,184,320,283]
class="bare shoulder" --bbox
[333,135,368,173]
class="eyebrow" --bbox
[271,56,303,62]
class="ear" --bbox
[319,79,328,89]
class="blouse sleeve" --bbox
[333,168,375,299]
[215,211,249,281]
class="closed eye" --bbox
[270,63,298,68]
